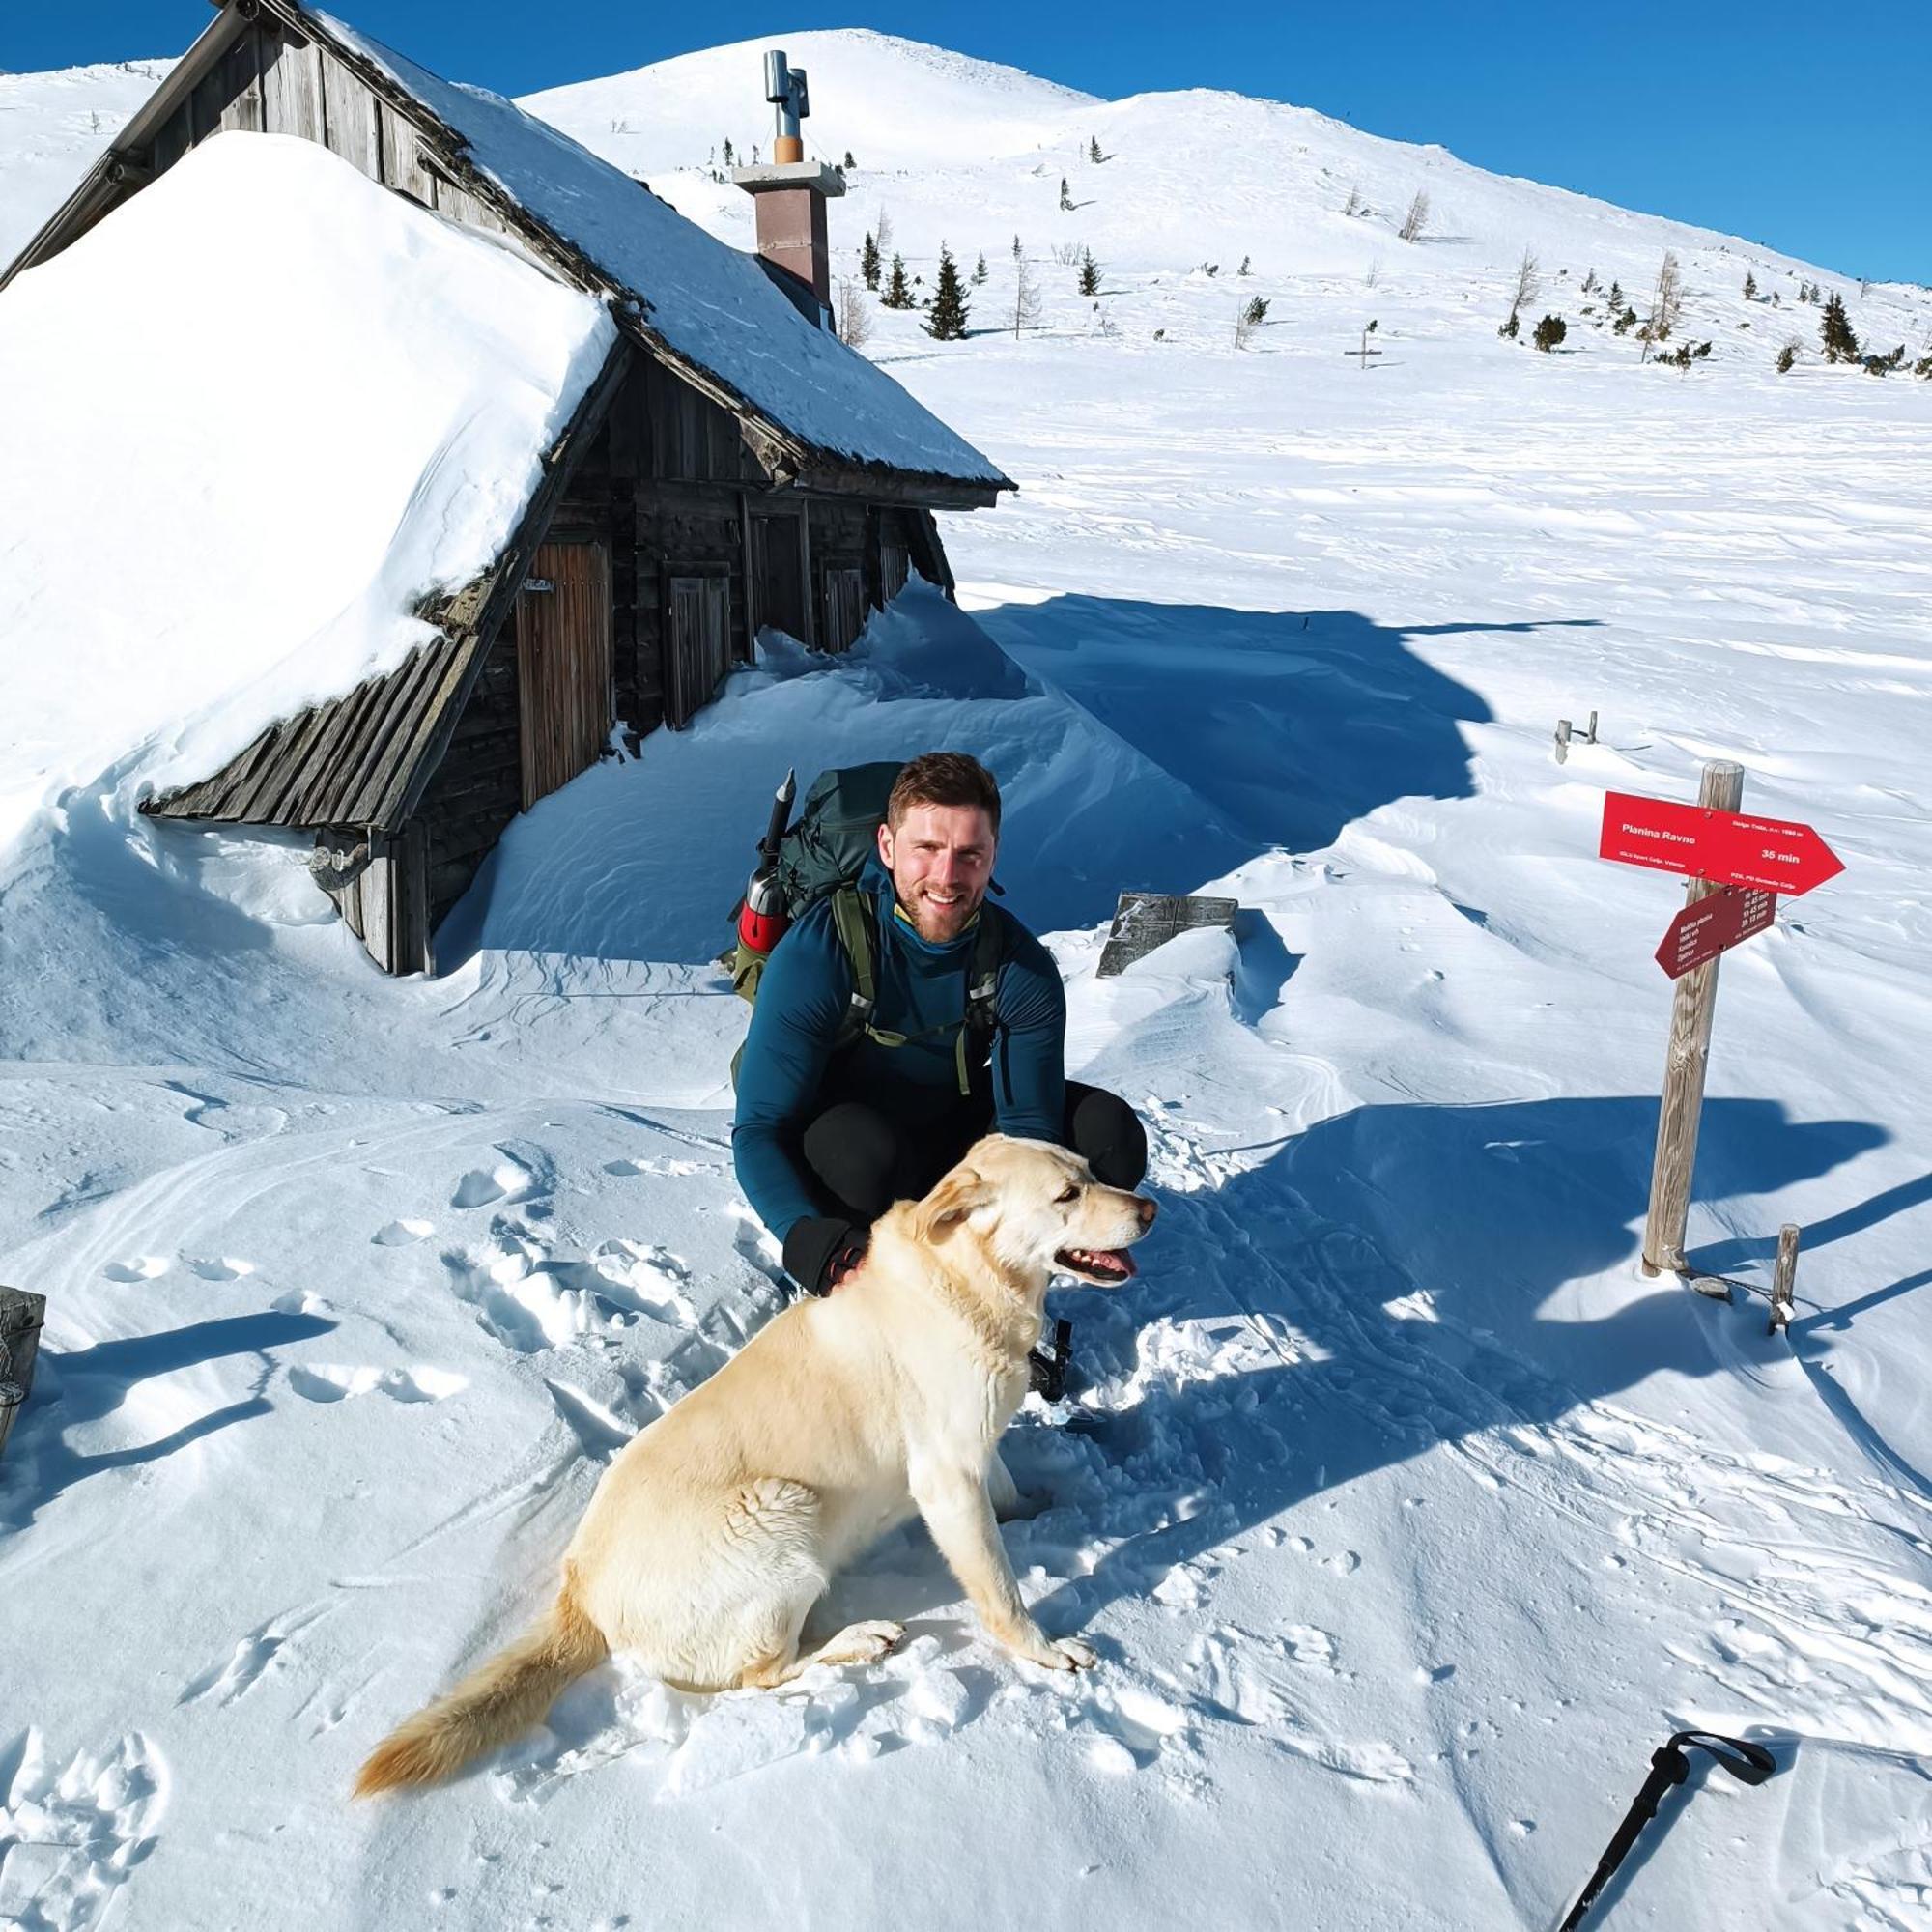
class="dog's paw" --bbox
[820,1619,905,1667]
[1009,1629,1099,1672]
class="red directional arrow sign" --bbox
[1654,884,1776,979]
[1601,792,1844,896]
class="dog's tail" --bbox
[353,1573,608,1799]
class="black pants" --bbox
[800,1083,1148,1229]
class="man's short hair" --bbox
[887,752,1002,837]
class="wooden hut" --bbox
[2,0,1011,975]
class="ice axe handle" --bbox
[759,769,797,867]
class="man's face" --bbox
[877,802,997,944]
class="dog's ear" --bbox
[914,1166,992,1242]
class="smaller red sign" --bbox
[1655,885,1776,979]
[1601,793,1843,898]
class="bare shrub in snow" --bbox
[1343,183,1364,217]
[1511,247,1542,321]
[1399,189,1431,242]
[1639,251,1682,361]
[1010,252,1042,338]
[835,278,872,349]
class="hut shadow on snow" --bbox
[949,597,1589,864]
[436,596,1581,968]
[823,1094,1884,1634]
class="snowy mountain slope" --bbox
[0,58,170,265]
[522,28,1924,308]
[2,28,1931,1932]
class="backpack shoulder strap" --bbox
[828,883,880,1048]
[965,907,1006,1035]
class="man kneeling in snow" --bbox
[731,752,1146,1378]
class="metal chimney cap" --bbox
[763,50,790,104]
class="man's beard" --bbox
[897,878,981,942]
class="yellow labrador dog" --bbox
[355,1134,1155,1796]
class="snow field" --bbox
[2,27,1931,1932]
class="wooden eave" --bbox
[142,334,637,834]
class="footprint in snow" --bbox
[101,1256,169,1283]
[184,1256,253,1282]
[451,1156,536,1209]
[286,1365,467,1405]
[178,1605,327,1707]
[0,1727,167,1929]
[372,1218,434,1247]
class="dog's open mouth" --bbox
[1054,1245,1138,1284]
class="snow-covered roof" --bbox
[316,11,1009,493]
[0,131,615,834]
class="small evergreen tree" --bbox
[1089,135,1103,163]
[1776,342,1798,374]
[1820,290,1860,362]
[1059,177,1074,213]
[1581,268,1599,293]
[1606,279,1623,310]
[882,253,914,310]
[1533,314,1567,352]
[1238,254,1252,276]
[861,232,880,291]
[926,244,969,340]
[972,252,988,285]
[1077,247,1101,297]
[1012,234,1023,260]
[1743,270,1757,300]
[723,137,734,167]
[1499,309,1520,339]
[843,151,856,169]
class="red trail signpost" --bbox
[1600,791,1845,898]
[1598,767,1843,1275]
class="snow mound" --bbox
[519,28,1097,169]
[0,129,614,848]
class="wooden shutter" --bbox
[517,541,611,810]
[666,576,732,729]
[880,543,910,604]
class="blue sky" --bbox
[7,3,1925,282]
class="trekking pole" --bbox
[1556,1729,1776,1929]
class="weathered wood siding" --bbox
[315,820,431,975]
[417,628,521,930]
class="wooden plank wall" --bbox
[417,628,522,928]
[314,822,431,974]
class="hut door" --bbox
[752,510,809,645]
[517,541,611,810]
[666,576,732,729]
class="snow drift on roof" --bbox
[0,130,614,846]
[317,12,1007,488]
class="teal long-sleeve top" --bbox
[731,860,1068,1243]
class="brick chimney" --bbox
[731,50,844,323]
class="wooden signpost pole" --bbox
[1641,760,1745,1276]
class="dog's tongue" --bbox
[1060,1246,1137,1280]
